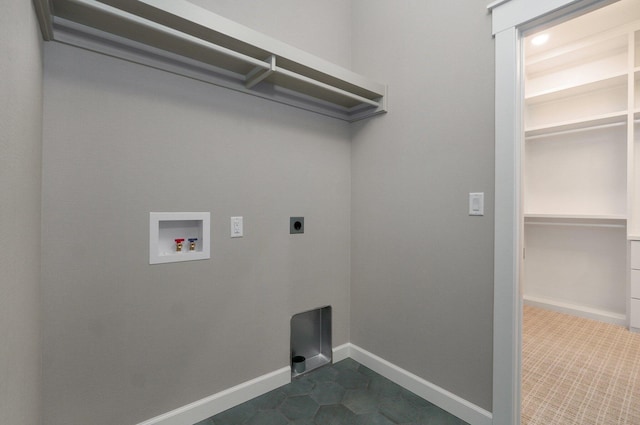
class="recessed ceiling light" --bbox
[531,33,550,46]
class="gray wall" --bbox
[0,1,43,425]
[39,0,497,423]
[41,2,352,424]
[188,0,352,69]
[350,0,495,411]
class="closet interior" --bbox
[522,0,640,330]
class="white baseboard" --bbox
[332,343,351,362]
[348,344,492,425]
[136,366,290,425]
[138,343,492,425]
[524,295,626,326]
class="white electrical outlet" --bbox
[231,216,243,238]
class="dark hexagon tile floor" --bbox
[194,358,469,425]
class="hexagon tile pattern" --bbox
[195,358,469,425]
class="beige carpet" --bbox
[522,305,640,425]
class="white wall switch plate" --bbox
[469,192,484,216]
[231,216,243,238]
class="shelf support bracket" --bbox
[245,55,276,89]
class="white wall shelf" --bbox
[34,0,388,123]
[525,73,627,103]
[525,111,627,138]
[524,213,627,220]
[525,76,627,130]
[149,212,210,264]
[524,214,627,229]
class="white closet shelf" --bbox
[525,73,627,104]
[34,0,388,122]
[525,214,627,228]
[525,111,627,138]
[525,213,627,220]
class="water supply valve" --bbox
[188,238,198,251]
[174,238,185,252]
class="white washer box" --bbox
[149,212,210,264]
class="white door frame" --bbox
[488,1,618,424]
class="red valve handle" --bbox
[175,238,185,243]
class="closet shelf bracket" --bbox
[245,55,276,89]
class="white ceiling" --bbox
[525,0,640,54]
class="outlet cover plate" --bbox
[231,216,243,238]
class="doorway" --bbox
[521,0,635,326]
[520,3,640,423]
[489,1,630,424]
